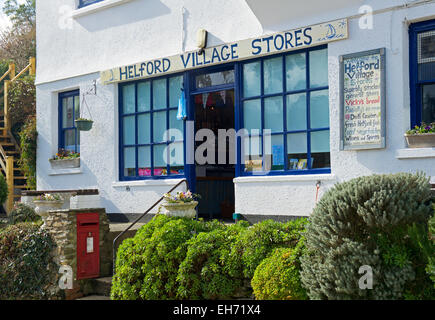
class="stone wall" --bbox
[42,208,111,299]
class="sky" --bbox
[0,0,28,30]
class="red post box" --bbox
[76,213,100,280]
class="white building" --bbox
[36,0,435,221]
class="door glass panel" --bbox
[123,116,135,145]
[243,62,261,97]
[124,147,136,177]
[422,84,435,124]
[264,57,283,94]
[122,84,135,114]
[286,52,306,91]
[196,70,235,88]
[264,96,283,133]
[153,111,167,142]
[310,48,328,88]
[287,133,308,170]
[137,81,151,112]
[137,114,151,144]
[243,99,261,132]
[287,93,307,131]
[153,78,167,110]
[310,90,329,128]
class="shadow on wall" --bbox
[75,0,171,32]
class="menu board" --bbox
[340,48,386,150]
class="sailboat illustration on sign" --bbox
[326,24,336,39]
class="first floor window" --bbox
[120,74,185,180]
[78,0,104,8]
[410,20,435,127]
[59,90,80,153]
[241,46,330,174]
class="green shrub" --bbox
[177,221,249,299]
[228,218,308,279]
[18,116,37,189]
[300,173,434,300]
[0,222,59,299]
[9,202,40,224]
[0,174,8,205]
[7,75,36,130]
[251,241,307,300]
[111,215,221,300]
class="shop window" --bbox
[241,46,330,175]
[78,0,104,8]
[119,75,185,180]
[59,90,80,153]
[410,20,435,127]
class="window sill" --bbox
[49,167,83,176]
[112,178,186,188]
[234,174,336,184]
[395,147,435,159]
[72,0,134,18]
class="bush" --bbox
[177,221,249,299]
[18,116,37,189]
[227,218,308,279]
[300,173,434,300]
[0,222,59,299]
[111,215,221,300]
[251,242,307,300]
[7,75,36,129]
[0,174,8,205]
[9,202,40,224]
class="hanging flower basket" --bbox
[75,118,94,131]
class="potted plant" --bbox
[75,118,93,131]
[160,190,200,218]
[404,122,435,148]
[33,193,64,223]
[49,149,80,169]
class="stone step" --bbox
[83,277,112,297]
[77,295,111,300]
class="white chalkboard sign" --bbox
[340,48,386,150]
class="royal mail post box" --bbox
[76,213,100,280]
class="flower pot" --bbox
[404,133,435,148]
[161,201,198,218]
[49,158,80,169]
[75,119,93,131]
[33,200,64,229]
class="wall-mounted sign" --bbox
[339,48,386,150]
[101,19,348,84]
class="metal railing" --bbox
[112,178,189,275]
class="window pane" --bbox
[64,129,76,152]
[169,141,184,174]
[153,144,168,176]
[264,134,284,171]
[243,99,261,132]
[138,146,151,176]
[243,62,261,97]
[74,95,80,120]
[264,57,283,94]
[122,84,135,114]
[62,97,74,128]
[153,79,167,110]
[422,84,435,124]
[153,111,167,142]
[287,93,307,131]
[286,52,306,91]
[138,81,151,112]
[138,114,151,144]
[124,147,136,177]
[311,130,330,169]
[169,109,184,141]
[169,76,183,108]
[310,48,328,88]
[310,90,329,128]
[123,116,135,145]
[196,70,235,88]
[264,96,283,133]
[243,135,262,172]
[418,31,435,81]
[287,133,308,170]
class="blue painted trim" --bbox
[78,0,104,9]
[58,90,80,153]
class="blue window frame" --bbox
[240,46,331,176]
[119,74,185,180]
[59,90,80,153]
[410,20,435,127]
[78,0,104,8]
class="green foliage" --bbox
[227,218,309,279]
[3,0,35,30]
[0,222,59,299]
[0,174,8,205]
[251,241,307,300]
[18,116,37,189]
[177,221,249,299]
[300,173,434,300]
[8,202,40,224]
[8,75,36,130]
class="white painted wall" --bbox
[36,0,435,216]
